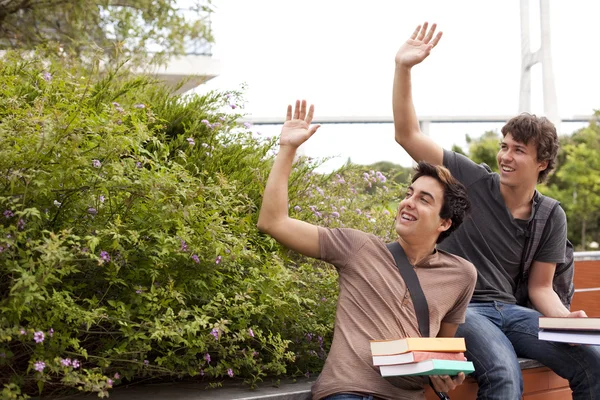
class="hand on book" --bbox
[430,372,465,392]
[567,310,588,318]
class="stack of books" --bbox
[538,317,600,345]
[369,337,475,377]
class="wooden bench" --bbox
[425,257,600,400]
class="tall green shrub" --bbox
[0,52,404,398]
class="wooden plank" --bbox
[571,290,600,317]
[573,260,600,289]
[522,387,572,400]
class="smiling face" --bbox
[395,175,451,242]
[497,133,549,189]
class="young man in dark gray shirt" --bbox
[392,21,600,399]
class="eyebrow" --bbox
[501,141,527,151]
[407,186,436,202]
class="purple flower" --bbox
[243,122,252,129]
[34,331,44,343]
[293,206,301,212]
[210,328,219,340]
[134,104,145,109]
[34,361,46,372]
[355,209,362,215]
[215,256,222,264]
[60,358,72,366]
[204,353,211,363]
[383,210,391,215]
[199,368,204,376]
[219,116,226,121]
[19,328,26,335]
[0,246,4,253]
[116,119,123,125]
[227,368,234,377]
[106,378,113,388]
[316,187,324,196]
[92,159,101,168]
[72,359,80,368]
[144,359,149,366]
[48,328,54,337]
[248,328,254,338]
[331,212,340,218]
[17,219,25,230]
[225,248,231,254]
[252,351,258,357]
[3,210,14,218]
[112,102,121,108]
[180,240,188,252]
[201,119,210,125]
[100,251,110,263]
[192,254,200,263]
[42,72,52,81]
[136,161,142,168]
[99,195,105,203]
[136,286,143,294]
[187,137,195,146]
[114,372,121,379]
[230,104,237,109]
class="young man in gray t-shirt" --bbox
[391,22,600,399]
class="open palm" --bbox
[395,22,443,67]
[280,100,320,148]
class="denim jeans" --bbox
[323,394,376,400]
[456,301,600,399]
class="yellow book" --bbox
[370,337,466,356]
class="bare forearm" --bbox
[257,146,296,232]
[529,287,570,317]
[393,65,421,144]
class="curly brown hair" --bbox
[501,113,559,183]
[411,162,470,244]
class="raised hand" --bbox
[279,100,320,149]
[395,22,443,68]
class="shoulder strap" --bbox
[386,242,430,338]
[520,194,560,276]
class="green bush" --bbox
[0,51,404,398]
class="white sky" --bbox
[196,0,600,170]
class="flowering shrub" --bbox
[0,51,404,397]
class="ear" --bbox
[438,218,452,233]
[538,159,549,172]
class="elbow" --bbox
[256,217,269,234]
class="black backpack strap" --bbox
[386,242,430,338]
[521,194,560,276]
[516,194,560,306]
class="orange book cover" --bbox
[370,337,466,356]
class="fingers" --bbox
[431,374,464,392]
[417,22,428,41]
[410,25,421,40]
[293,100,300,120]
[299,99,307,120]
[286,104,292,121]
[306,104,315,124]
[423,23,437,43]
[431,31,443,48]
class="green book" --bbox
[379,359,475,377]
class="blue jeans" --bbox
[323,394,376,400]
[456,301,600,399]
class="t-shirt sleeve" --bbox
[443,149,491,187]
[442,261,477,325]
[318,227,368,270]
[533,203,568,264]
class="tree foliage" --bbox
[0,0,213,61]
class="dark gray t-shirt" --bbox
[440,150,567,303]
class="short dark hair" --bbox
[411,161,470,244]
[501,113,559,183]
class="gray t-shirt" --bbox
[440,150,567,304]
